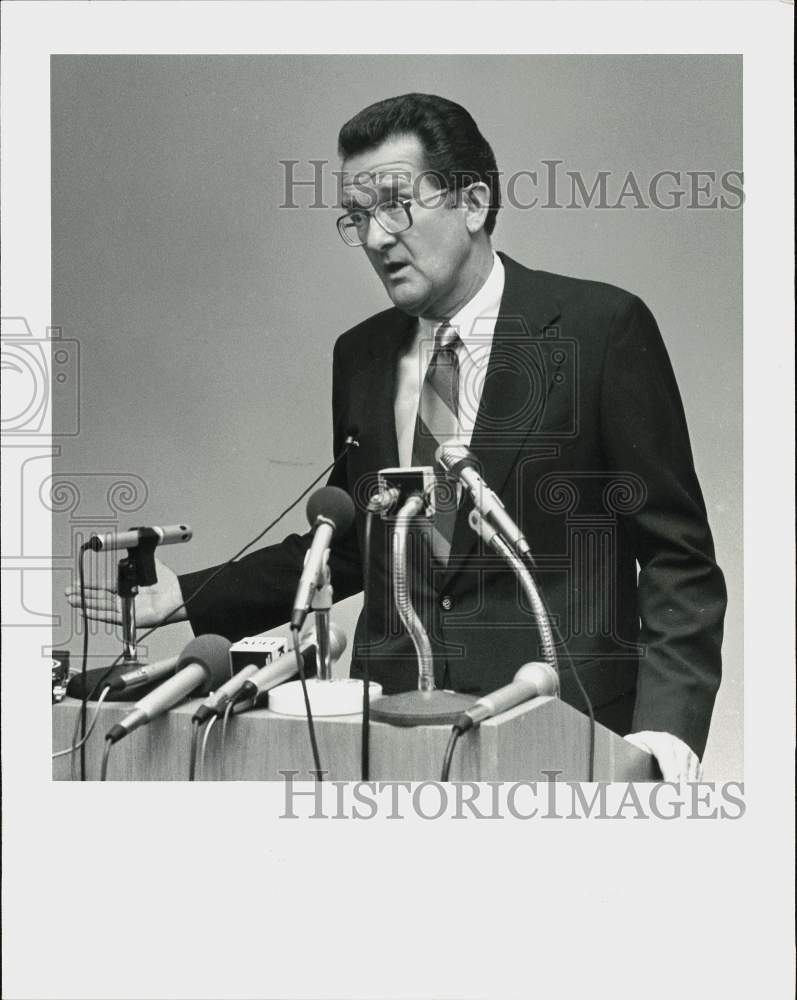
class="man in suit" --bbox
[69,93,726,780]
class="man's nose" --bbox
[365,214,396,252]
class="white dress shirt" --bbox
[394,252,506,466]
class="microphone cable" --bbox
[188,717,202,781]
[436,559,596,783]
[61,434,359,777]
[360,510,375,780]
[147,433,359,637]
[220,700,236,780]
[441,726,462,781]
[519,552,595,782]
[77,541,92,780]
[291,625,323,780]
[52,686,109,762]
[199,715,218,779]
[100,737,113,781]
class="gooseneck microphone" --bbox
[87,524,193,552]
[454,662,559,733]
[435,443,531,560]
[290,487,356,630]
[106,634,232,743]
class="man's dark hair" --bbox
[338,93,501,236]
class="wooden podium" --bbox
[53,693,658,781]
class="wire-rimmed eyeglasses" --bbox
[336,198,414,247]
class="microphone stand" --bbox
[268,556,382,718]
[313,580,334,681]
[117,555,141,664]
[369,494,474,727]
[468,509,558,674]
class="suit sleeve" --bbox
[178,337,364,642]
[600,294,727,757]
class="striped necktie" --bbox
[412,321,461,565]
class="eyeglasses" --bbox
[336,198,414,247]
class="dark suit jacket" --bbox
[180,253,726,758]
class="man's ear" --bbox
[461,182,491,234]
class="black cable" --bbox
[100,737,113,781]
[220,701,236,780]
[77,541,92,781]
[360,510,374,780]
[441,726,462,781]
[144,440,356,637]
[521,552,595,781]
[291,625,323,780]
[188,717,201,781]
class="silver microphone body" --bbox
[107,634,232,742]
[244,623,348,699]
[88,524,193,552]
[116,663,208,736]
[193,664,260,723]
[291,518,335,630]
[462,662,559,729]
[107,655,180,692]
[435,443,531,559]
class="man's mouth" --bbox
[383,261,409,277]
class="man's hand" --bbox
[624,731,702,782]
[65,556,188,630]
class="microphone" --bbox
[105,655,181,693]
[106,634,232,743]
[454,662,559,732]
[234,623,348,705]
[290,487,355,630]
[87,524,193,552]
[435,443,531,560]
[192,664,260,725]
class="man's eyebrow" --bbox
[340,179,411,211]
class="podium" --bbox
[53,693,658,781]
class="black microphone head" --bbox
[306,486,355,533]
[435,441,480,479]
[176,634,233,695]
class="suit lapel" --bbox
[350,308,415,476]
[442,254,562,586]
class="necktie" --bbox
[412,321,461,565]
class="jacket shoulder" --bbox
[501,254,644,320]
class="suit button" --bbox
[440,595,454,611]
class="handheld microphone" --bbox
[192,664,260,724]
[87,524,193,552]
[234,623,348,705]
[106,634,232,743]
[105,655,181,693]
[454,662,559,732]
[290,487,355,630]
[435,443,531,560]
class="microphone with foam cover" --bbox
[106,634,232,743]
[291,487,356,630]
